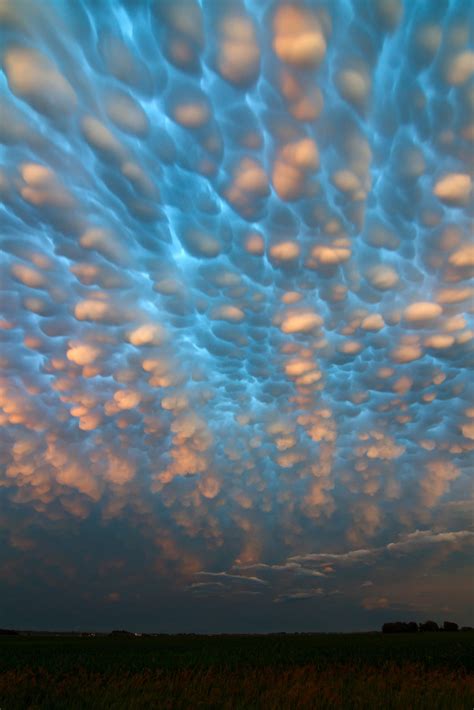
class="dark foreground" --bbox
[1,631,473,709]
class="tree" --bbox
[443,621,458,632]
[382,621,417,633]
[419,620,439,632]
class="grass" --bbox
[1,632,473,708]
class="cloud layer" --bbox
[0,0,473,631]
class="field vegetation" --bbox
[1,631,473,708]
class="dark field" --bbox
[1,631,473,709]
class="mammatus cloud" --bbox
[0,0,472,631]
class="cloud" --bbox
[433,174,472,205]
[105,90,149,137]
[274,588,324,603]
[0,0,472,631]
[272,4,327,69]
[195,571,268,588]
[419,461,461,508]
[66,343,102,366]
[3,45,77,117]
[126,324,166,347]
[403,302,443,324]
[289,529,474,567]
[214,9,260,87]
[279,309,323,334]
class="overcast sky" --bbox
[0,0,473,633]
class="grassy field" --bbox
[1,631,473,708]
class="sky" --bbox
[0,0,473,633]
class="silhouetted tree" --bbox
[109,629,135,637]
[419,620,439,632]
[443,621,458,632]
[382,622,418,633]
[382,620,466,633]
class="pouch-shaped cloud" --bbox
[335,63,371,109]
[223,157,269,218]
[126,324,166,346]
[433,173,472,206]
[19,163,74,208]
[3,45,77,117]
[310,245,351,266]
[448,244,474,268]
[79,228,126,265]
[331,170,361,194]
[420,461,461,508]
[269,241,300,262]
[211,305,245,323]
[0,0,473,632]
[179,226,221,258]
[366,265,399,291]
[113,389,141,410]
[272,137,320,201]
[243,232,265,255]
[66,343,102,366]
[99,31,153,94]
[168,83,211,129]
[403,302,442,323]
[74,295,129,324]
[279,309,323,334]
[390,343,423,363]
[361,314,384,331]
[444,50,474,85]
[105,90,149,137]
[11,262,46,289]
[215,9,260,87]
[153,0,204,74]
[272,4,327,69]
[424,334,454,349]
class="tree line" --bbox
[382,620,473,633]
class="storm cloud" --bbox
[0,0,473,632]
